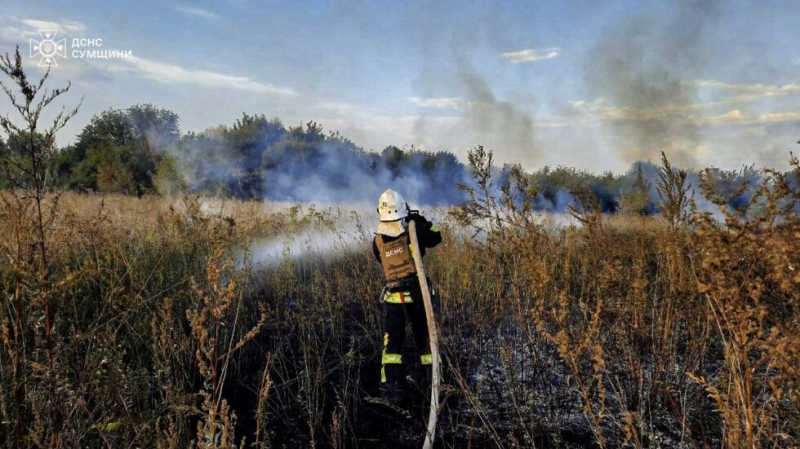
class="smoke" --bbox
[165,113,791,222]
[409,15,540,168]
[533,189,575,213]
[454,55,538,165]
[262,142,467,205]
[621,158,791,221]
[171,118,472,206]
[247,220,368,269]
[582,0,721,169]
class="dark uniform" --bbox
[372,214,442,398]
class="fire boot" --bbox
[379,381,406,404]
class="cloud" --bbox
[571,101,800,128]
[566,83,760,120]
[705,109,746,123]
[569,79,800,126]
[568,98,606,114]
[409,97,463,109]
[702,109,800,126]
[501,47,560,64]
[2,15,292,95]
[756,111,800,123]
[315,114,460,153]
[110,55,297,96]
[0,17,87,45]
[21,19,87,36]
[314,102,381,118]
[0,25,37,43]
[569,98,678,122]
[692,80,800,103]
[174,6,222,20]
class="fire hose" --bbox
[407,220,441,449]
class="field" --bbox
[0,48,798,448]
[0,152,798,448]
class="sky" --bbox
[1,0,799,174]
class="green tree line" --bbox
[2,101,788,214]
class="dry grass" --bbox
[4,47,793,447]
[0,149,798,448]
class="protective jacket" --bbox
[372,217,442,296]
[374,232,417,282]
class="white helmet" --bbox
[377,189,408,222]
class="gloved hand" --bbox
[406,212,431,229]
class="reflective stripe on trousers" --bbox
[381,332,403,383]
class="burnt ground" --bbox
[222,313,720,448]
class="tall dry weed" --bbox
[688,154,799,448]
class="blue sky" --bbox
[1,0,799,174]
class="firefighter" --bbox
[373,189,442,403]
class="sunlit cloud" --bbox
[501,47,561,63]
[568,99,606,114]
[567,79,800,127]
[0,17,86,45]
[21,19,87,36]
[319,114,473,155]
[569,99,800,128]
[174,6,222,20]
[754,111,800,123]
[1,15,292,94]
[704,109,747,123]
[702,107,798,126]
[109,56,297,95]
[568,99,675,122]
[692,80,800,103]
[409,97,463,109]
[0,25,37,43]
[316,102,378,117]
